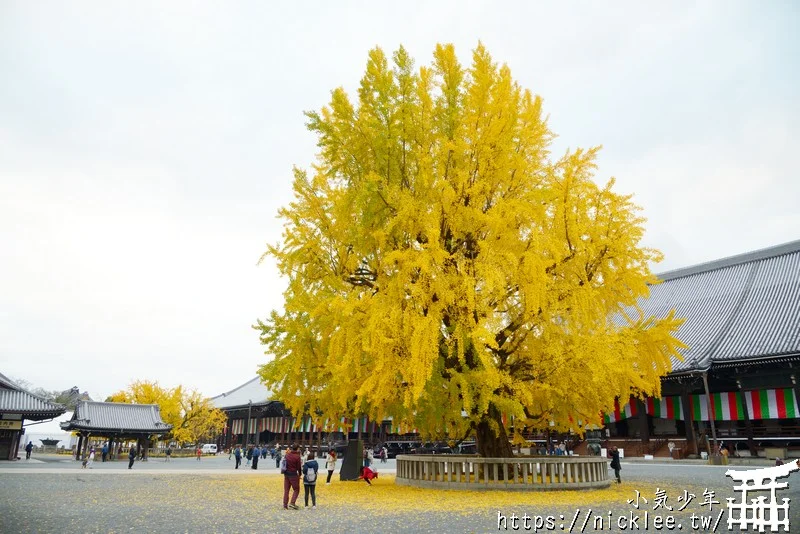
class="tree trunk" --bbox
[476,404,515,459]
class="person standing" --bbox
[302,454,319,508]
[609,446,621,484]
[274,447,282,469]
[87,447,95,469]
[196,447,202,461]
[246,446,252,467]
[282,444,302,510]
[165,446,172,462]
[128,446,136,469]
[234,446,242,469]
[252,445,260,470]
[380,446,387,463]
[301,447,309,465]
[324,450,337,485]
[25,441,33,460]
[101,443,108,462]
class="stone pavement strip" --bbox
[3,456,800,532]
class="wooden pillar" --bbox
[792,376,800,444]
[637,398,650,443]
[81,433,90,460]
[680,388,697,455]
[738,385,756,456]
[702,372,719,454]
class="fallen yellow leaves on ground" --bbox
[165,474,683,514]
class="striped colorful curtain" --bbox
[603,396,639,424]
[687,390,798,421]
[743,389,798,420]
[231,419,244,435]
[645,396,683,420]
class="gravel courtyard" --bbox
[2,455,800,533]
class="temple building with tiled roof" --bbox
[604,239,800,458]
[0,372,66,460]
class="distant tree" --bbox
[256,43,685,458]
[10,376,68,406]
[109,381,226,445]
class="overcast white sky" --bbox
[1,1,798,402]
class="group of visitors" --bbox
[226,441,344,508]
[281,443,322,509]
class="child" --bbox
[359,465,378,485]
[302,454,319,508]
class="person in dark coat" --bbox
[609,446,621,484]
[234,446,242,469]
[252,445,260,470]
[302,455,319,508]
[128,447,136,469]
[25,441,33,460]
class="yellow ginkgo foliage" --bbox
[256,43,685,458]
[108,380,227,446]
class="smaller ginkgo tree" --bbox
[108,380,227,446]
[256,43,685,458]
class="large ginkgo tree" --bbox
[256,43,685,458]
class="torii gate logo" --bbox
[726,460,800,532]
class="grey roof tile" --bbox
[210,377,272,409]
[0,372,66,419]
[61,401,172,433]
[636,240,800,373]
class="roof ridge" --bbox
[211,376,262,400]
[656,239,800,281]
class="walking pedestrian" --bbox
[274,447,282,469]
[609,446,621,484]
[252,445,260,470]
[25,441,33,460]
[128,447,136,469]
[234,446,242,469]
[303,453,319,508]
[325,450,337,484]
[87,447,95,469]
[165,446,172,462]
[282,444,302,510]
[246,446,253,467]
[196,447,202,461]
[101,443,108,462]
[380,446,387,463]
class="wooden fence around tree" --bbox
[395,455,610,491]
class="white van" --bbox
[201,444,218,455]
